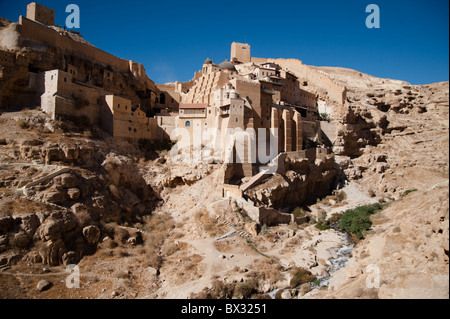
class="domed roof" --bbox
[219,59,236,71]
[204,57,212,64]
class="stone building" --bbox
[169,42,321,183]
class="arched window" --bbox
[160,93,166,105]
[185,121,191,127]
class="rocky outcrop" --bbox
[246,152,343,210]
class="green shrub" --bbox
[338,203,383,239]
[315,212,330,230]
[403,189,418,196]
[290,268,316,288]
[320,113,330,122]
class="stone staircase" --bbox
[213,215,252,240]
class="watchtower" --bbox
[231,42,251,64]
[26,2,55,26]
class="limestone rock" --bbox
[36,280,52,292]
[82,225,101,245]
[39,239,65,266]
[18,213,40,238]
[62,251,79,266]
[11,231,31,248]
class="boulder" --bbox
[11,231,31,248]
[39,239,65,266]
[43,190,67,204]
[62,251,79,266]
[67,188,81,200]
[38,212,77,241]
[58,174,79,189]
[82,225,101,245]
[298,283,312,297]
[18,214,40,237]
[36,280,52,292]
[39,218,63,241]
[281,290,293,299]
[0,216,14,233]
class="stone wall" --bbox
[231,42,251,63]
[26,2,54,26]
[18,16,131,73]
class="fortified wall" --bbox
[252,57,347,105]
[18,16,130,73]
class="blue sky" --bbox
[1,0,448,85]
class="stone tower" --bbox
[26,2,55,26]
[231,42,251,64]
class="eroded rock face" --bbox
[246,154,343,209]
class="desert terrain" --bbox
[0,64,448,299]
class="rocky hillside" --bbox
[309,65,449,298]
[0,61,447,299]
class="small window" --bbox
[118,104,120,108]
[51,75,54,80]
[185,121,191,127]
[64,77,67,82]
[235,117,238,122]
[208,110,211,114]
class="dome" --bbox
[204,57,212,64]
[219,59,236,71]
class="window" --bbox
[64,77,67,82]
[209,110,211,114]
[235,117,238,122]
[185,121,191,127]
[160,93,166,104]
[118,104,120,108]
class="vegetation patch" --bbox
[338,203,383,239]
[290,268,316,288]
[402,189,418,196]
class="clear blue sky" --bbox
[1,0,448,85]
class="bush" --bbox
[334,190,347,203]
[315,212,330,230]
[402,189,417,196]
[290,268,316,288]
[234,280,257,299]
[292,207,307,218]
[190,280,235,299]
[338,203,382,239]
[319,113,330,122]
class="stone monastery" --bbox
[0,2,347,175]
[0,2,348,225]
